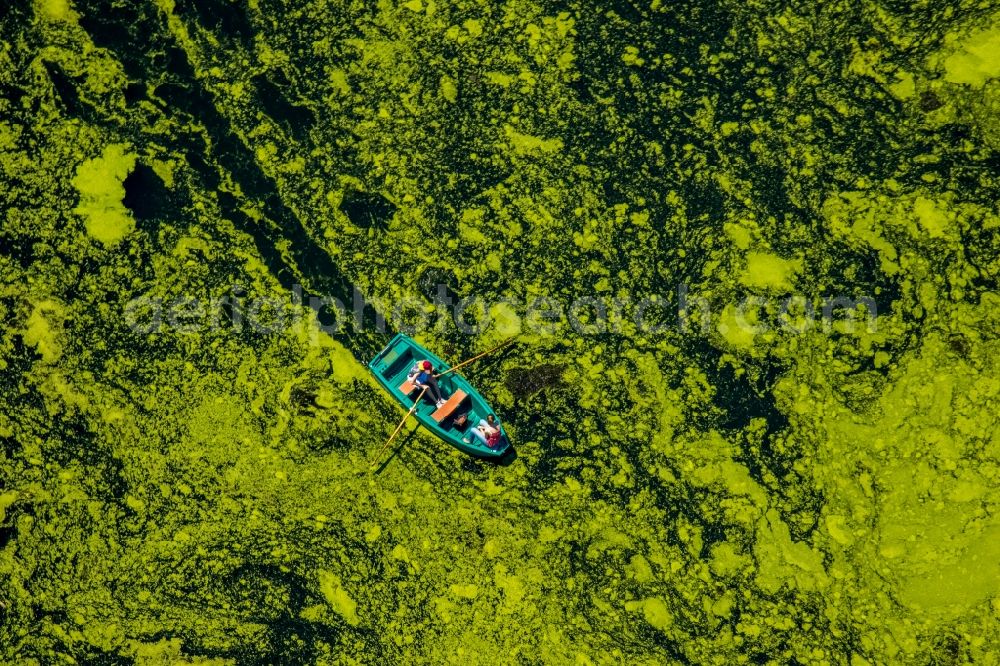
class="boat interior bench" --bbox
[399,379,468,423]
[431,390,467,422]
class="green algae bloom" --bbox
[1,0,999,663]
[73,143,138,246]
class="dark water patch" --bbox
[152,81,206,121]
[185,563,342,664]
[501,403,559,469]
[568,0,730,83]
[416,266,460,304]
[820,244,901,315]
[61,254,116,304]
[963,222,1000,291]
[163,45,195,81]
[602,618,691,665]
[42,60,95,122]
[0,296,13,329]
[0,83,26,106]
[289,382,320,412]
[222,563,317,623]
[836,369,887,415]
[459,456,489,475]
[0,336,42,406]
[252,73,315,142]
[746,163,794,220]
[951,165,997,212]
[636,466,740,561]
[57,247,153,329]
[0,429,15,457]
[42,416,129,501]
[76,1,149,81]
[302,433,353,454]
[505,364,566,399]
[816,107,903,187]
[260,613,339,664]
[681,340,794,488]
[919,90,943,112]
[122,163,174,230]
[925,628,973,665]
[174,0,255,49]
[214,192,301,289]
[603,0,647,24]
[527,445,588,488]
[783,484,825,543]
[697,522,727,559]
[450,159,512,205]
[703,350,787,432]
[569,538,691,657]
[946,332,973,360]
[123,82,145,104]
[602,178,628,207]
[0,231,36,268]
[0,0,31,31]
[936,122,974,147]
[184,151,220,189]
[339,190,396,230]
[566,76,594,104]
[685,180,727,222]
[544,0,729,212]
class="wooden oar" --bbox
[369,386,427,469]
[434,337,515,379]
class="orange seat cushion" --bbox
[399,379,416,394]
[431,390,467,422]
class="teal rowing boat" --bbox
[368,333,510,458]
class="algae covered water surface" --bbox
[2,0,1000,663]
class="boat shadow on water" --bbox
[462,444,519,472]
[492,445,518,467]
[372,426,420,475]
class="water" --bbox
[1,0,998,663]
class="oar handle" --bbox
[370,386,428,468]
[435,337,515,378]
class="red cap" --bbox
[422,361,432,370]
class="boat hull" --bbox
[368,334,510,458]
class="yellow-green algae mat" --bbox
[1,0,999,663]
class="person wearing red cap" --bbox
[407,359,446,407]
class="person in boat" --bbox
[408,359,446,408]
[464,414,502,448]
